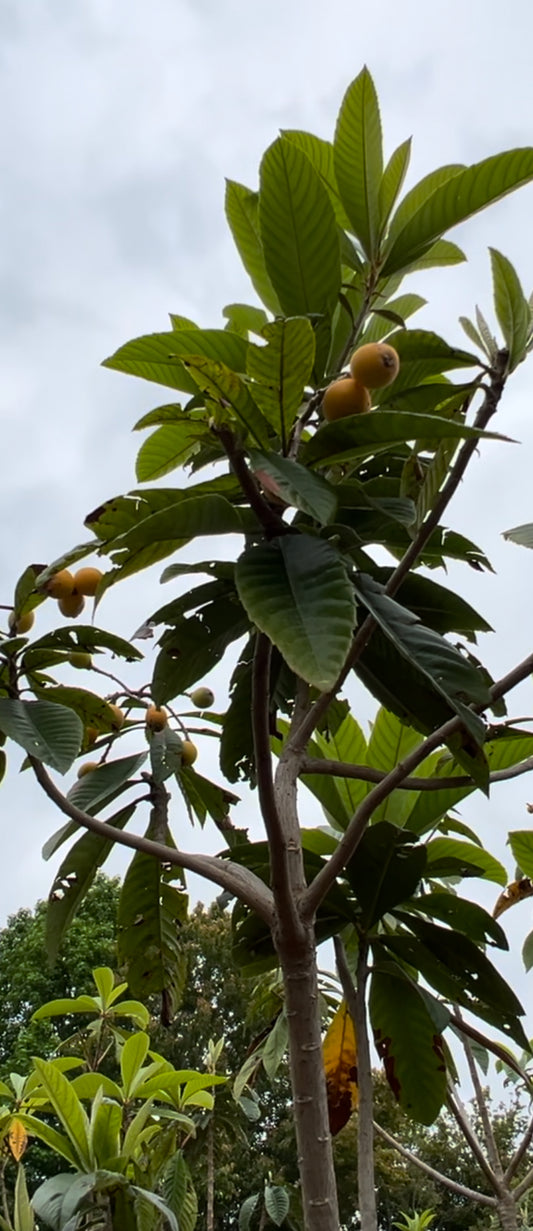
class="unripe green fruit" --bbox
[181,740,198,767]
[190,687,215,709]
[8,609,35,635]
[69,652,92,669]
[77,761,100,778]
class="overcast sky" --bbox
[2,0,533,1061]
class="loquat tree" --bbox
[3,67,533,1231]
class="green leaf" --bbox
[45,804,137,963]
[378,138,412,234]
[246,317,315,445]
[302,411,496,470]
[152,597,249,706]
[503,522,533,549]
[346,823,427,927]
[302,706,369,828]
[220,637,256,785]
[385,164,464,250]
[373,568,493,641]
[508,831,533,878]
[264,1184,290,1227]
[360,294,427,347]
[280,129,353,230]
[333,67,383,259]
[380,920,527,1047]
[425,837,507,885]
[163,1151,198,1231]
[32,686,122,734]
[403,894,507,949]
[402,238,466,272]
[235,536,355,691]
[522,930,533,973]
[248,450,337,524]
[370,962,447,1123]
[32,994,100,1020]
[225,180,281,314]
[178,766,239,826]
[117,853,188,1019]
[180,355,270,445]
[0,699,82,774]
[102,328,248,395]
[259,137,341,318]
[239,1193,261,1231]
[103,494,249,577]
[352,573,490,727]
[31,1059,92,1170]
[222,302,269,337]
[120,1032,150,1098]
[66,753,148,816]
[136,419,208,482]
[13,1166,34,1231]
[27,624,143,663]
[262,1012,289,1081]
[382,149,533,276]
[406,730,533,836]
[490,249,530,371]
[366,708,425,827]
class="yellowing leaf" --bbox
[9,1119,28,1161]
[493,878,533,920]
[322,999,358,1135]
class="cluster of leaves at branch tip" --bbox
[1,68,533,1224]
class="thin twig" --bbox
[214,424,290,539]
[252,634,295,922]
[334,936,377,1231]
[29,756,274,924]
[456,1005,504,1180]
[446,1085,502,1194]
[505,1116,533,1184]
[372,1120,497,1207]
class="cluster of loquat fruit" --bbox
[7,565,104,636]
[77,687,215,779]
[322,342,400,422]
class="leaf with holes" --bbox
[0,699,82,774]
[117,851,188,1019]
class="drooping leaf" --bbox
[333,67,383,259]
[370,961,447,1124]
[402,893,508,949]
[152,596,249,706]
[235,536,356,692]
[219,637,256,785]
[346,823,427,926]
[45,803,137,962]
[508,831,533,879]
[136,418,209,482]
[503,522,533,550]
[372,568,492,641]
[180,355,270,445]
[248,450,337,525]
[30,1059,92,1170]
[0,699,82,774]
[117,850,188,1019]
[222,302,269,337]
[264,1184,291,1227]
[322,999,358,1135]
[225,180,281,314]
[27,624,143,663]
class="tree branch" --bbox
[252,634,297,926]
[446,1084,502,1194]
[505,1115,533,1184]
[301,653,533,919]
[288,350,509,754]
[300,754,533,791]
[214,424,290,539]
[456,1005,504,1180]
[334,936,377,1231]
[372,1120,497,1207]
[449,1014,533,1095]
[29,756,275,925]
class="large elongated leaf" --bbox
[280,129,353,230]
[372,568,492,641]
[136,419,209,482]
[246,317,315,446]
[378,138,412,234]
[353,572,490,721]
[248,450,337,525]
[117,850,188,1020]
[333,68,383,259]
[46,803,137,963]
[180,356,270,445]
[303,707,369,827]
[235,536,355,692]
[425,837,507,885]
[406,730,533,835]
[346,822,426,927]
[27,624,142,663]
[382,148,533,276]
[31,1060,92,1170]
[264,1185,290,1227]
[490,248,531,372]
[366,708,425,827]
[302,410,497,469]
[380,920,527,1047]
[0,699,82,774]
[259,138,341,318]
[225,180,281,313]
[370,962,447,1124]
[401,894,507,949]
[322,999,358,1135]
[102,495,248,568]
[102,329,248,395]
[508,831,533,878]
